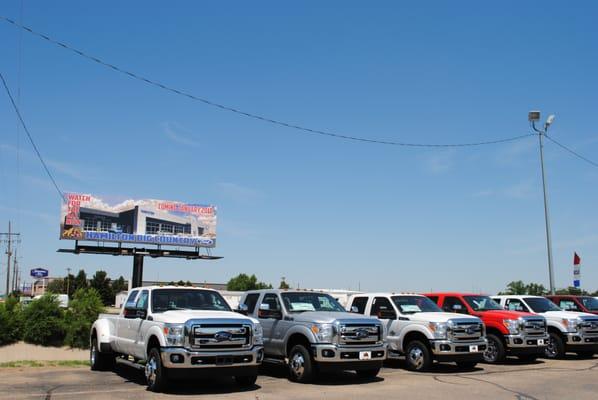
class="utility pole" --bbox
[66,267,71,295]
[11,248,18,293]
[1,221,21,297]
[529,111,557,295]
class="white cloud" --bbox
[164,122,201,148]
[0,143,85,181]
[421,150,456,174]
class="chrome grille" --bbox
[580,318,598,335]
[339,324,380,345]
[450,321,484,341]
[522,317,546,336]
[189,324,252,350]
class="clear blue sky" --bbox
[1,1,597,294]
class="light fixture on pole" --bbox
[529,111,556,295]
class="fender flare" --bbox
[90,319,112,352]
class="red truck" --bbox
[424,293,548,363]
[546,295,598,315]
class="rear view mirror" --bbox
[350,306,359,313]
[236,303,249,315]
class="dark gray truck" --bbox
[238,289,386,383]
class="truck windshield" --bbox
[281,293,345,313]
[463,296,503,311]
[580,297,598,311]
[392,296,442,313]
[152,289,231,312]
[523,297,561,313]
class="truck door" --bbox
[258,293,284,357]
[369,297,396,338]
[115,290,138,354]
[130,290,150,359]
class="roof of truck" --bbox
[349,292,426,297]
[134,285,219,292]
[422,292,491,297]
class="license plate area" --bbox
[537,339,545,346]
[469,345,479,352]
[359,351,372,360]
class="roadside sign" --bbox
[30,268,49,278]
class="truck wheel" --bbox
[483,334,505,363]
[456,361,477,370]
[404,340,432,371]
[355,368,380,379]
[90,338,115,371]
[545,332,565,359]
[288,344,315,383]
[146,348,168,392]
[235,375,258,387]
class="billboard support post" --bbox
[132,255,144,289]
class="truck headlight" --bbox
[429,322,449,339]
[163,324,185,346]
[562,318,581,333]
[253,324,264,345]
[311,324,335,343]
[503,319,520,335]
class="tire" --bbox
[404,340,432,371]
[90,338,115,371]
[483,334,506,363]
[518,354,538,362]
[545,332,565,359]
[145,347,168,392]
[355,368,380,379]
[456,361,477,370]
[288,344,315,383]
[575,351,595,359]
[235,375,258,387]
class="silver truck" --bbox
[90,286,264,392]
[238,289,386,383]
[347,293,487,371]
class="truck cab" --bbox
[238,289,386,383]
[493,295,598,359]
[546,295,598,316]
[347,293,486,371]
[424,293,548,363]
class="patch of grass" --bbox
[0,360,89,368]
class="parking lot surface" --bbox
[1,356,597,400]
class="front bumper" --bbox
[160,345,264,369]
[429,338,488,357]
[312,343,386,363]
[564,332,598,348]
[504,333,549,352]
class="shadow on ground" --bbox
[259,363,383,386]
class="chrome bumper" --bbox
[504,333,549,348]
[312,343,386,362]
[429,338,488,356]
[160,346,264,369]
[565,332,598,345]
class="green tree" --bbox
[74,269,88,291]
[47,278,65,294]
[279,278,290,289]
[226,274,272,291]
[177,280,186,286]
[64,273,76,298]
[0,296,23,345]
[555,287,588,295]
[64,288,105,349]
[525,283,547,296]
[504,281,527,295]
[21,294,65,346]
[90,270,113,306]
[111,276,128,294]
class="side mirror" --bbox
[124,307,145,319]
[236,303,249,315]
[350,306,360,313]
[259,303,270,311]
[378,309,397,319]
[258,303,282,319]
[136,309,147,319]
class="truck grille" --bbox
[450,321,483,341]
[580,318,598,335]
[338,324,380,345]
[522,317,546,336]
[189,324,252,350]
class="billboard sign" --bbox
[30,268,49,278]
[60,193,217,248]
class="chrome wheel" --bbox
[545,336,558,358]
[290,352,305,379]
[145,356,158,386]
[483,338,498,362]
[408,346,424,369]
[90,343,97,366]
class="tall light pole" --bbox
[529,111,556,295]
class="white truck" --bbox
[347,293,487,371]
[90,286,264,392]
[493,295,598,359]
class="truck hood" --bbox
[539,310,596,320]
[291,311,379,324]
[151,309,258,325]
[409,312,481,324]
[476,309,535,320]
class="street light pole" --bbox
[529,111,556,295]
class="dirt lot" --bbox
[0,356,596,400]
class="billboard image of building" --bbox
[60,193,216,248]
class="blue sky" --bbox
[1,1,597,294]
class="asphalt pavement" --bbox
[0,356,597,400]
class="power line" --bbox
[0,71,66,201]
[0,15,535,148]
[544,134,598,169]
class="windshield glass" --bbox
[580,297,598,311]
[524,297,561,313]
[392,295,442,313]
[281,292,345,313]
[152,289,231,312]
[463,296,503,311]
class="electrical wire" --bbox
[544,134,598,169]
[0,71,66,201]
[0,16,535,148]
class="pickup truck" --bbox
[545,295,598,316]
[90,286,264,392]
[424,293,548,363]
[492,295,598,359]
[346,293,486,371]
[237,289,386,383]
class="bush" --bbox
[64,288,104,349]
[21,294,65,346]
[0,296,23,345]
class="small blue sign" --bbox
[30,268,49,278]
[573,279,580,288]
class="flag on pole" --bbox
[573,252,581,288]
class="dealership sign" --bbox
[60,193,217,248]
[30,268,49,278]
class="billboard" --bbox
[30,268,49,278]
[60,193,216,248]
